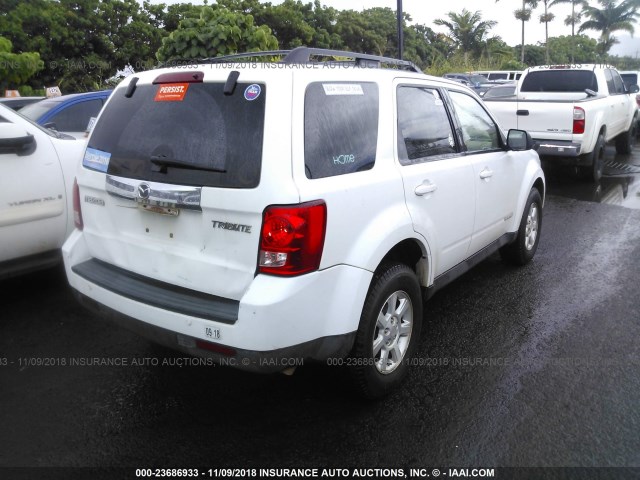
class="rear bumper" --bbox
[535,140,582,158]
[62,230,371,371]
[71,289,356,373]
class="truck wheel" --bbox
[615,119,637,154]
[349,262,422,399]
[578,133,605,183]
[500,188,542,266]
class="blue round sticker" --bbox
[244,84,261,101]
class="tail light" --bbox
[72,178,83,230]
[573,106,585,134]
[258,201,327,276]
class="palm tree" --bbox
[549,0,587,37]
[496,1,540,63]
[434,9,497,64]
[539,0,556,63]
[579,0,640,56]
[549,0,587,62]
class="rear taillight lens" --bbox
[573,106,585,134]
[72,178,83,231]
[258,201,327,276]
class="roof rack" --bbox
[164,47,422,73]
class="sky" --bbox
[153,0,640,57]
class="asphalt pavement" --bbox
[2,144,640,478]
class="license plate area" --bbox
[138,202,180,216]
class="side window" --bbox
[396,86,456,165]
[605,69,616,95]
[304,82,378,179]
[48,99,103,131]
[448,91,500,152]
[612,71,626,94]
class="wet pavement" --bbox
[2,144,640,476]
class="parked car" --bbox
[619,71,640,107]
[0,104,87,279]
[481,83,516,99]
[474,70,522,81]
[0,96,44,111]
[19,90,112,139]
[484,64,639,182]
[64,47,545,398]
[443,73,495,94]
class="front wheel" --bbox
[349,262,423,399]
[500,188,543,266]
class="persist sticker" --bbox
[322,84,364,96]
[155,83,189,102]
[83,147,111,173]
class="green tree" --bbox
[255,0,316,49]
[0,36,43,92]
[0,0,170,91]
[579,0,640,56]
[156,6,279,62]
[434,9,497,64]
[547,34,598,62]
[335,8,398,56]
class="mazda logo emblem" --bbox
[138,183,151,200]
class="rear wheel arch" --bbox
[377,238,429,288]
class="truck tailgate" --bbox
[514,99,575,141]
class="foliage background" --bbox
[1,0,639,93]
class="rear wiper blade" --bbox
[150,156,226,173]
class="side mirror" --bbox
[0,124,35,153]
[507,129,536,151]
[629,84,639,94]
[43,121,58,131]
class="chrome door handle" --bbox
[479,168,493,179]
[415,181,437,196]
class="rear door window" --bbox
[88,82,266,189]
[304,82,379,179]
[396,86,457,164]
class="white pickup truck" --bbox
[0,104,86,279]
[484,64,639,181]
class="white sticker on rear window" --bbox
[83,147,111,173]
[322,84,364,96]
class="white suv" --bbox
[63,48,545,398]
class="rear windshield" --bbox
[88,81,265,188]
[304,82,379,179]
[521,70,598,92]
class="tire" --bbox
[349,262,423,399]
[577,133,605,183]
[500,188,542,266]
[615,118,637,154]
